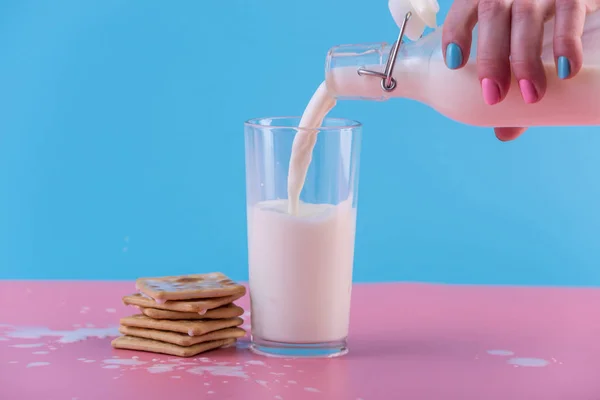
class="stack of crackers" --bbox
[111,272,247,357]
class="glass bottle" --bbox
[325,1,600,127]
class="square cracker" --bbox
[119,325,246,347]
[123,292,243,313]
[120,314,244,336]
[111,335,236,357]
[136,272,246,302]
[141,304,244,320]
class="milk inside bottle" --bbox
[326,0,600,127]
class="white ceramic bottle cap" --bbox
[389,0,439,41]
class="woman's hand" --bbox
[442,0,600,141]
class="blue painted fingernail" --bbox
[557,56,571,79]
[445,43,463,70]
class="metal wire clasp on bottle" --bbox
[357,11,412,92]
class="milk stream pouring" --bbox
[325,0,600,127]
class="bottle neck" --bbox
[325,42,429,102]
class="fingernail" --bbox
[445,43,463,70]
[481,78,501,105]
[518,79,538,104]
[557,56,571,79]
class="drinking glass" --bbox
[244,116,362,358]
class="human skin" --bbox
[442,0,600,141]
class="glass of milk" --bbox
[244,116,362,358]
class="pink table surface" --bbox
[1,281,600,400]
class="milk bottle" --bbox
[326,0,600,127]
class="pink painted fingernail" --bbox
[518,79,538,104]
[481,78,501,105]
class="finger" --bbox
[553,0,586,79]
[494,127,528,141]
[477,0,513,105]
[442,0,478,70]
[510,0,548,104]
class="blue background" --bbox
[1,0,599,286]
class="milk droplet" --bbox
[11,343,44,348]
[27,362,50,368]
[103,359,146,366]
[147,364,178,374]
[6,326,119,343]
[507,357,549,367]
[487,350,515,356]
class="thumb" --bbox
[494,127,527,142]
